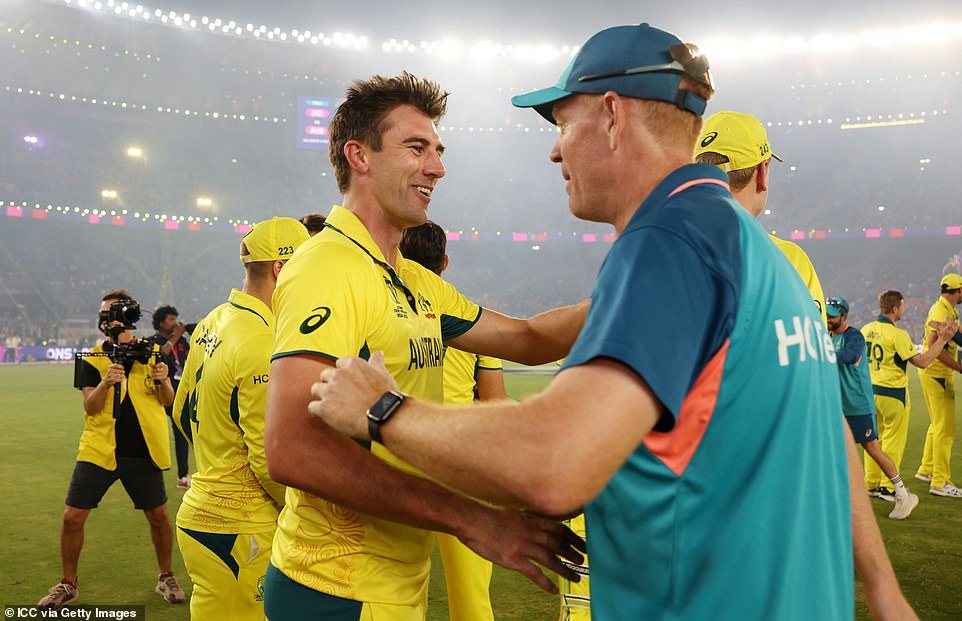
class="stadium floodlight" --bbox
[196,197,213,208]
[101,189,118,199]
[126,146,143,157]
[23,135,38,144]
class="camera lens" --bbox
[121,302,142,324]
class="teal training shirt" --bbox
[563,164,853,621]
[832,326,876,416]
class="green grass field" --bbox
[1,363,961,619]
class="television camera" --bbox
[74,297,162,417]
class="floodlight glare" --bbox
[126,146,143,157]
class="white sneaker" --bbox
[929,483,962,498]
[155,572,186,604]
[915,472,932,483]
[176,476,190,489]
[38,581,78,610]
[889,493,919,520]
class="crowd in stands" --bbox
[1,212,959,354]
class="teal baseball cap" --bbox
[826,297,850,317]
[511,23,713,124]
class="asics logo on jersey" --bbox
[774,315,837,366]
[299,307,332,334]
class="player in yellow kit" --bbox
[173,217,309,620]
[861,290,957,499]
[263,73,586,621]
[694,111,826,324]
[916,273,962,496]
[400,221,506,621]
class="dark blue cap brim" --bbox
[511,86,572,125]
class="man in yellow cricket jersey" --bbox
[400,220,506,621]
[694,111,826,323]
[172,217,309,619]
[916,273,962,496]
[862,290,957,502]
[264,72,586,621]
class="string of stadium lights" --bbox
[1,80,951,133]
[2,201,960,244]
[6,24,961,97]
[47,0,962,62]
[1,84,288,124]
[2,26,161,62]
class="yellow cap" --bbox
[941,273,962,290]
[695,111,782,172]
[240,217,310,264]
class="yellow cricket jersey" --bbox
[76,341,171,471]
[270,205,481,605]
[770,236,827,324]
[173,289,285,534]
[861,316,919,389]
[443,348,502,405]
[920,296,960,379]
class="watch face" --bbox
[369,391,404,421]
[368,391,405,443]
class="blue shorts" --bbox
[845,414,878,443]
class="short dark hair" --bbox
[329,72,449,193]
[942,285,961,294]
[879,290,904,314]
[103,289,134,304]
[152,305,179,330]
[299,213,327,235]
[400,221,447,275]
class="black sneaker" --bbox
[875,488,896,503]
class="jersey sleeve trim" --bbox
[440,307,483,340]
[271,350,337,363]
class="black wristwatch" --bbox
[367,391,406,443]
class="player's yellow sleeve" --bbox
[273,246,373,362]
[770,236,826,325]
[892,328,921,363]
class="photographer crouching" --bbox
[38,289,187,611]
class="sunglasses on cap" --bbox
[577,43,714,91]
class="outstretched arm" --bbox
[909,320,958,369]
[447,300,589,366]
[309,352,660,517]
[264,354,583,592]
